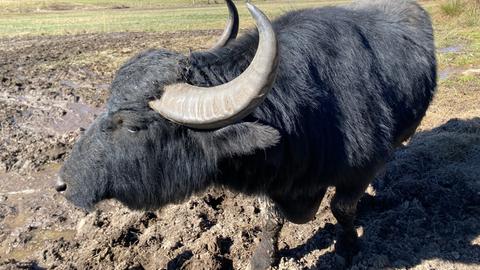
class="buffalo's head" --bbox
[56,1,281,211]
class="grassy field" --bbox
[1,1,477,68]
[420,0,480,130]
[0,0,282,11]
[0,0,355,37]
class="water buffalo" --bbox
[56,0,436,268]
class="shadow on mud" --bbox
[282,118,480,269]
[167,250,194,270]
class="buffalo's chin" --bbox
[114,197,163,212]
[63,190,103,213]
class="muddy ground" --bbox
[0,31,479,270]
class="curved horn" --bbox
[210,0,239,50]
[149,3,278,130]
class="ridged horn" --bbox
[149,3,278,130]
[210,0,239,50]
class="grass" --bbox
[440,0,480,17]
[440,0,464,16]
[0,0,351,37]
[433,0,480,71]
[0,0,247,12]
[0,7,236,36]
[438,0,480,30]
[2,1,351,12]
[0,1,446,38]
[424,1,480,131]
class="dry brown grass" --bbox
[422,79,480,131]
[420,1,480,131]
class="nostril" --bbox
[55,179,67,192]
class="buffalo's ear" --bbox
[195,122,281,158]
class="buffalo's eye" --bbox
[127,127,139,133]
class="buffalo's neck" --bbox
[183,34,293,195]
[216,146,285,196]
[186,33,258,87]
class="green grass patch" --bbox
[0,0,248,13]
[439,0,480,17]
[440,0,464,16]
[438,49,480,68]
[0,1,351,37]
[433,0,480,71]
[440,72,480,91]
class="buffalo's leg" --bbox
[331,182,370,265]
[246,197,285,270]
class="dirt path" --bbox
[0,33,479,270]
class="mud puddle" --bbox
[0,229,76,262]
[439,67,466,80]
[437,44,469,80]
[439,67,480,81]
[438,45,464,54]
[0,164,84,263]
[45,101,104,135]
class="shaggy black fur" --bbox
[60,0,436,224]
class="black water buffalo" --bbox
[56,0,436,268]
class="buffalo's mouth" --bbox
[54,176,100,213]
[64,193,96,213]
